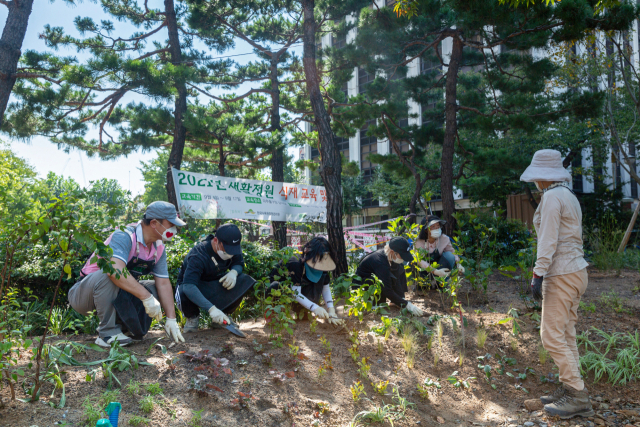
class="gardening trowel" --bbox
[223,320,246,338]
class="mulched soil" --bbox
[2,267,640,427]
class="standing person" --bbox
[521,149,593,419]
[353,237,424,316]
[175,223,256,335]
[69,201,186,347]
[415,215,464,279]
[268,237,344,325]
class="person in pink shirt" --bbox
[69,201,186,347]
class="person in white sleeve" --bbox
[521,149,593,419]
[268,237,344,326]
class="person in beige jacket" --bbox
[520,149,593,419]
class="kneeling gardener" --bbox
[69,201,186,347]
[176,223,256,336]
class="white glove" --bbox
[327,307,344,326]
[142,295,162,322]
[433,268,450,278]
[456,264,465,274]
[419,260,430,270]
[208,305,231,325]
[313,306,330,319]
[164,318,185,343]
[405,302,424,317]
[220,270,238,290]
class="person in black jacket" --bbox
[353,236,424,316]
[175,223,256,334]
[269,237,344,325]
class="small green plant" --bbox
[189,409,204,427]
[317,401,330,414]
[319,335,331,352]
[288,338,299,358]
[357,357,371,379]
[372,379,389,395]
[349,345,360,362]
[476,328,488,349]
[317,365,327,379]
[139,395,155,414]
[129,416,151,426]
[538,343,549,365]
[144,383,163,396]
[599,291,629,313]
[510,338,518,352]
[377,339,384,354]
[426,333,434,350]
[349,327,360,345]
[416,382,430,399]
[309,316,318,333]
[350,380,367,402]
[433,351,440,367]
[126,379,141,396]
[417,377,441,399]
[579,301,597,313]
[401,325,417,369]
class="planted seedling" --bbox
[309,317,318,334]
[350,381,367,402]
[231,391,256,409]
[145,383,163,396]
[252,340,263,354]
[357,357,371,379]
[433,351,440,368]
[319,335,331,353]
[129,415,151,426]
[261,353,275,367]
[189,409,204,427]
[139,395,155,414]
[372,380,389,395]
[377,339,384,354]
[476,328,488,349]
[349,345,360,363]
[349,327,360,345]
[126,379,141,396]
[288,338,299,358]
[317,401,330,415]
[538,344,549,365]
[510,338,518,352]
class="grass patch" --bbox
[129,416,151,426]
[144,383,163,396]
[476,328,488,349]
[125,380,141,396]
[140,395,155,414]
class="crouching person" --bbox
[521,149,593,419]
[175,223,256,335]
[353,237,424,317]
[69,201,186,347]
[415,215,463,283]
[268,237,344,326]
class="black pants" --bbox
[176,273,256,319]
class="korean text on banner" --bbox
[171,168,327,223]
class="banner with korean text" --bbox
[171,168,327,223]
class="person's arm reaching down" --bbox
[180,257,214,312]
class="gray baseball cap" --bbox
[145,201,187,227]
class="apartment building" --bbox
[302,4,640,227]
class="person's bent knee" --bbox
[440,252,456,270]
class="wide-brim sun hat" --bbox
[306,254,336,271]
[520,149,572,183]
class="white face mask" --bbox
[430,228,442,239]
[217,250,233,260]
[155,222,177,242]
[392,252,404,264]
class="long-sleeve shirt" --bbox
[269,257,334,311]
[533,185,588,277]
[354,249,409,307]
[177,235,244,311]
[414,235,460,263]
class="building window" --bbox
[336,135,350,159]
[360,120,379,207]
[333,31,346,50]
[572,153,583,193]
[359,67,375,94]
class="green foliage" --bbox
[579,328,640,385]
[344,274,385,322]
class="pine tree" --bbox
[327,0,625,233]
[185,0,307,249]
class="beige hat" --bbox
[520,149,572,183]
[306,254,336,271]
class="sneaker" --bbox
[183,317,200,333]
[544,385,595,419]
[95,333,133,348]
[540,384,566,405]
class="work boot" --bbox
[540,384,566,405]
[544,385,594,419]
[183,317,200,333]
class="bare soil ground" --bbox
[2,267,640,427]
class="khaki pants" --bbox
[540,268,588,390]
[68,271,158,338]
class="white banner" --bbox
[171,168,327,223]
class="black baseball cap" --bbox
[215,223,242,255]
[388,236,414,263]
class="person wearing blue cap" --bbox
[69,201,186,347]
[175,223,256,335]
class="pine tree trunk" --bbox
[270,56,287,249]
[441,35,463,235]
[164,0,188,208]
[301,0,348,275]
[0,0,35,127]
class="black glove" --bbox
[531,276,543,301]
